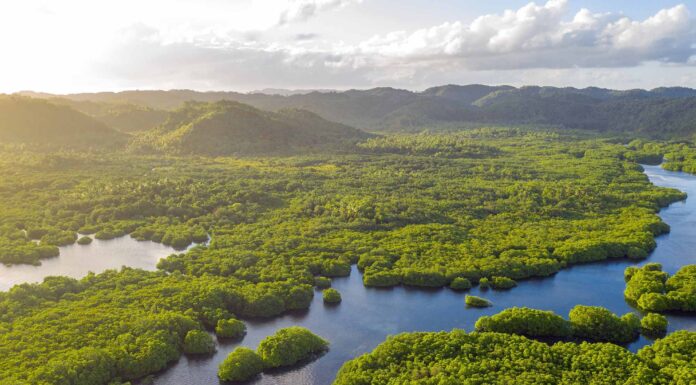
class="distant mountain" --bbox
[0,96,127,149]
[18,85,696,137]
[46,98,168,133]
[250,88,335,96]
[129,101,373,156]
[421,84,514,104]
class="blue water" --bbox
[152,164,696,385]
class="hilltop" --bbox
[21,85,696,137]
[0,96,127,149]
[129,101,373,156]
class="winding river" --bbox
[1,165,694,384]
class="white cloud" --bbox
[276,0,363,25]
[341,1,695,70]
[1,0,695,92]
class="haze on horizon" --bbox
[2,0,695,94]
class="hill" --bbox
[18,85,696,137]
[129,101,373,156]
[45,98,168,133]
[0,96,127,149]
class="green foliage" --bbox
[637,331,696,384]
[475,307,572,338]
[77,236,93,245]
[478,277,490,289]
[490,276,517,290]
[624,264,696,312]
[0,130,689,384]
[218,347,263,382]
[183,330,215,355]
[215,318,246,339]
[334,330,685,385]
[323,288,342,303]
[256,327,328,368]
[641,313,668,338]
[569,305,640,344]
[449,277,472,291]
[465,295,492,308]
[314,276,332,288]
[0,96,127,150]
[129,101,372,156]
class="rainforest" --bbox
[1,105,695,384]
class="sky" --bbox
[1,0,695,93]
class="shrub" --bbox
[569,305,640,344]
[450,277,472,291]
[490,276,517,290]
[256,327,328,368]
[363,270,401,287]
[401,269,447,287]
[465,295,492,308]
[215,319,246,339]
[77,236,93,245]
[182,330,215,355]
[323,288,342,304]
[479,277,490,289]
[314,276,331,288]
[641,313,668,337]
[321,259,351,277]
[624,264,696,312]
[218,347,263,382]
[475,307,572,338]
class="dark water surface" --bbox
[151,164,696,385]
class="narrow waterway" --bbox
[151,164,696,385]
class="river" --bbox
[1,165,694,384]
[152,164,696,385]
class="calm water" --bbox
[1,166,694,384]
[152,164,696,385]
[0,236,178,291]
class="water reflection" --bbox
[0,236,177,291]
[152,164,696,385]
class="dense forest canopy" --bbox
[333,330,696,385]
[0,128,692,384]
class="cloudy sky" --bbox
[1,0,695,93]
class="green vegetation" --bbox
[129,101,372,156]
[569,305,640,344]
[183,330,216,355]
[475,306,642,344]
[323,288,342,303]
[333,330,696,385]
[0,129,689,384]
[256,327,329,368]
[465,295,492,308]
[215,318,246,339]
[475,307,572,338]
[314,276,332,288]
[77,236,93,245]
[490,276,517,290]
[641,313,668,337]
[0,96,127,149]
[449,277,472,290]
[478,277,490,289]
[27,86,696,137]
[624,264,696,312]
[218,347,264,382]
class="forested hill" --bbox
[0,96,127,149]
[129,100,373,156]
[19,85,696,136]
